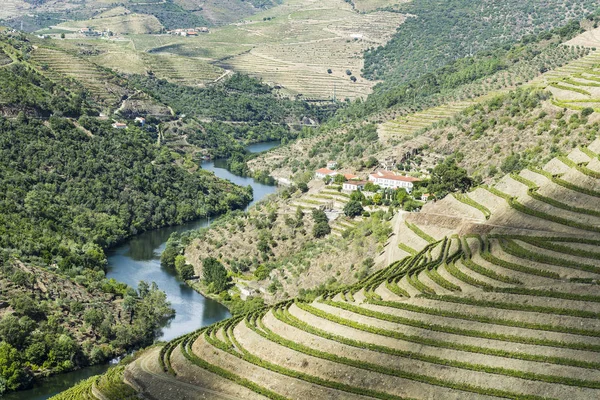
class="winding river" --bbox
[7,142,279,400]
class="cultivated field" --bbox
[0,0,30,19]
[120,140,600,400]
[29,46,128,107]
[56,13,164,34]
[125,0,406,99]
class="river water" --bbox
[7,142,278,400]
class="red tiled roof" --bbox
[316,168,335,175]
[370,170,420,182]
[344,173,358,180]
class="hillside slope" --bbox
[116,140,600,400]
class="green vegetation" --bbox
[364,3,590,85]
[203,257,231,293]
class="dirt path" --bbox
[379,211,407,266]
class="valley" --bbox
[1,0,600,399]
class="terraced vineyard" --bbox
[120,141,600,399]
[29,47,127,107]
[531,46,600,111]
[378,101,476,138]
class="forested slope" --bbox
[0,41,252,394]
[363,0,599,87]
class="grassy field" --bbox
[56,13,164,34]
[121,141,600,399]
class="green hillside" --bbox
[113,141,600,400]
[0,39,254,393]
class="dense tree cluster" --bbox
[127,73,335,123]
[363,1,593,85]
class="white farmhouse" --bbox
[342,180,367,192]
[368,170,420,193]
[315,168,338,180]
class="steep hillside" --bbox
[363,0,599,87]
[0,38,255,393]
[119,141,600,400]
[248,26,597,182]
[163,179,392,305]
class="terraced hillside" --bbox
[119,141,600,399]
[29,46,128,107]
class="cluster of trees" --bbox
[127,1,210,30]
[128,73,335,124]
[364,1,591,86]
[312,209,331,238]
[0,260,173,394]
[0,55,257,391]
[427,158,474,198]
[202,257,230,293]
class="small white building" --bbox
[134,117,146,126]
[315,168,338,180]
[342,180,367,192]
[327,160,338,169]
[368,170,420,193]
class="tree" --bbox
[312,209,328,224]
[83,308,103,331]
[297,182,309,193]
[174,255,194,279]
[346,69,352,75]
[327,69,332,74]
[202,257,230,293]
[395,189,408,205]
[0,342,32,392]
[427,158,473,198]
[313,221,331,238]
[364,156,378,168]
[350,190,365,202]
[350,76,357,82]
[60,33,65,39]
[364,182,380,192]
[372,193,383,205]
[344,200,364,218]
[334,174,347,184]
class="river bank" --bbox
[6,142,279,400]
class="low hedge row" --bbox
[405,221,437,243]
[508,197,600,234]
[425,294,600,320]
[530,167,600,198]
[398,242,418,255]
[461,257,522,284]
[501,239,600,274]
[480,246,560,279]
[407,273,436,295]
[266,305,600,391]
[179,328,289,400]
[453,193,491,219]
[528,188,600,217]
[329,299,600,344]
[425,268,462,292]
[445,261,493,290]
[519,237,600,260]
[224,316,412,400]
[95,366,138,400]
[386,280,410,297]
[548,82,591,96]
[293,302,600,369]
[489,287,600,303]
